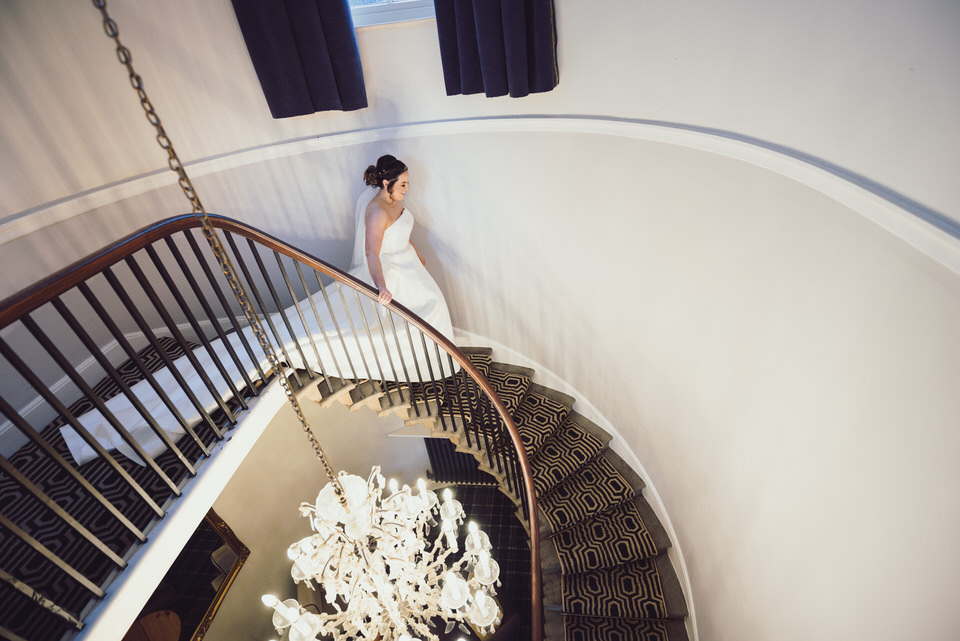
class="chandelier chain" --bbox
[90,0,346,506]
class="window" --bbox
[349,0,436,28]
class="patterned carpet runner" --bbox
[511,390,570,457]
[453,360,687,639]
[561,558,668,619]
[564,616,682,641]
[486,365,532,416]
[538,455,635,532]
[530,417,606,496]
[552,500,659,574]
[447,359,687,639]
[461,348,492,378]
[0,337,244,641]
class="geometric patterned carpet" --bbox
[451,354,689,641]
[411,346,689,640]
[529,417,606,496]
[564,616,681,641]
[511,390,570,457]
[0,337,243,641]
[562,558,668,619]
[551,500,659,575]
[538,455,636,532]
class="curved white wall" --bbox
[2,0,958,244]
[2,1,960,640]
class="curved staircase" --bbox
[312,346,690,641]
[0,215,689,641]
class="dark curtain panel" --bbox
[434,0,558,98]
[231,0,367,118]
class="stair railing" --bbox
[0,213,542,641]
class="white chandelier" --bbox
[261,466,502,641]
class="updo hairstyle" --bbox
[363,154,408,191]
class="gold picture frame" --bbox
[122,508,249,641]
[190,509,250,641]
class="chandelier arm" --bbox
[88,0,347,508]
[407,617,441,638]
[306,609,348,624]
[318,552,339,582]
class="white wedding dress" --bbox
[347,188,453,339]
[61,189,455,466]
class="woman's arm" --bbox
[365,208,392,304]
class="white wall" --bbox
[414,132,960,641]
[2,1,959,640]
[3,0,957,289]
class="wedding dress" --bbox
[60,190,455,466]
[347,188,453,339]
[268,188,454,382]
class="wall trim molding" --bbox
[4,114,959,275]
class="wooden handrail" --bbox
[0,213,543,640]
[1,216,199,328]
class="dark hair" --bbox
[363,154,408,191]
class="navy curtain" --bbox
[231,0,367,118]
[434,0,558,98]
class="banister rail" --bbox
[0,213,542,641]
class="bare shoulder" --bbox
[365,199,390,229]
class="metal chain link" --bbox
[90,0,347,507]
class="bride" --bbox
[350,154,453,339]
[61,155,456,466]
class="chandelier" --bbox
[261,467,502,641]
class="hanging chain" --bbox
[90,0,347,507]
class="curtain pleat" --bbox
[435,0,558,98]
[231,0,367,118]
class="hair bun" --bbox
[363,164,380,187]
[363,155,408,189]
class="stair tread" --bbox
[458,346,493,357]
[550,499,662,574]
[512,389,572,458]
[487,363,533,415]
[561,557,670,619]
[348,380,387,406]
[539,454,635,533]
[489,361,536,377]
[530,416,607,496]
[567,411,614,446]
[461,349,492,381]
[653,552,689,618]
[563,615,689,641]
[527,382,576,410]
[543,609,564,641]
[603,448,647,494]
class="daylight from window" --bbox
[350,0,398,5]
[349,0,435,27]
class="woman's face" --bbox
[387,172,410,202]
